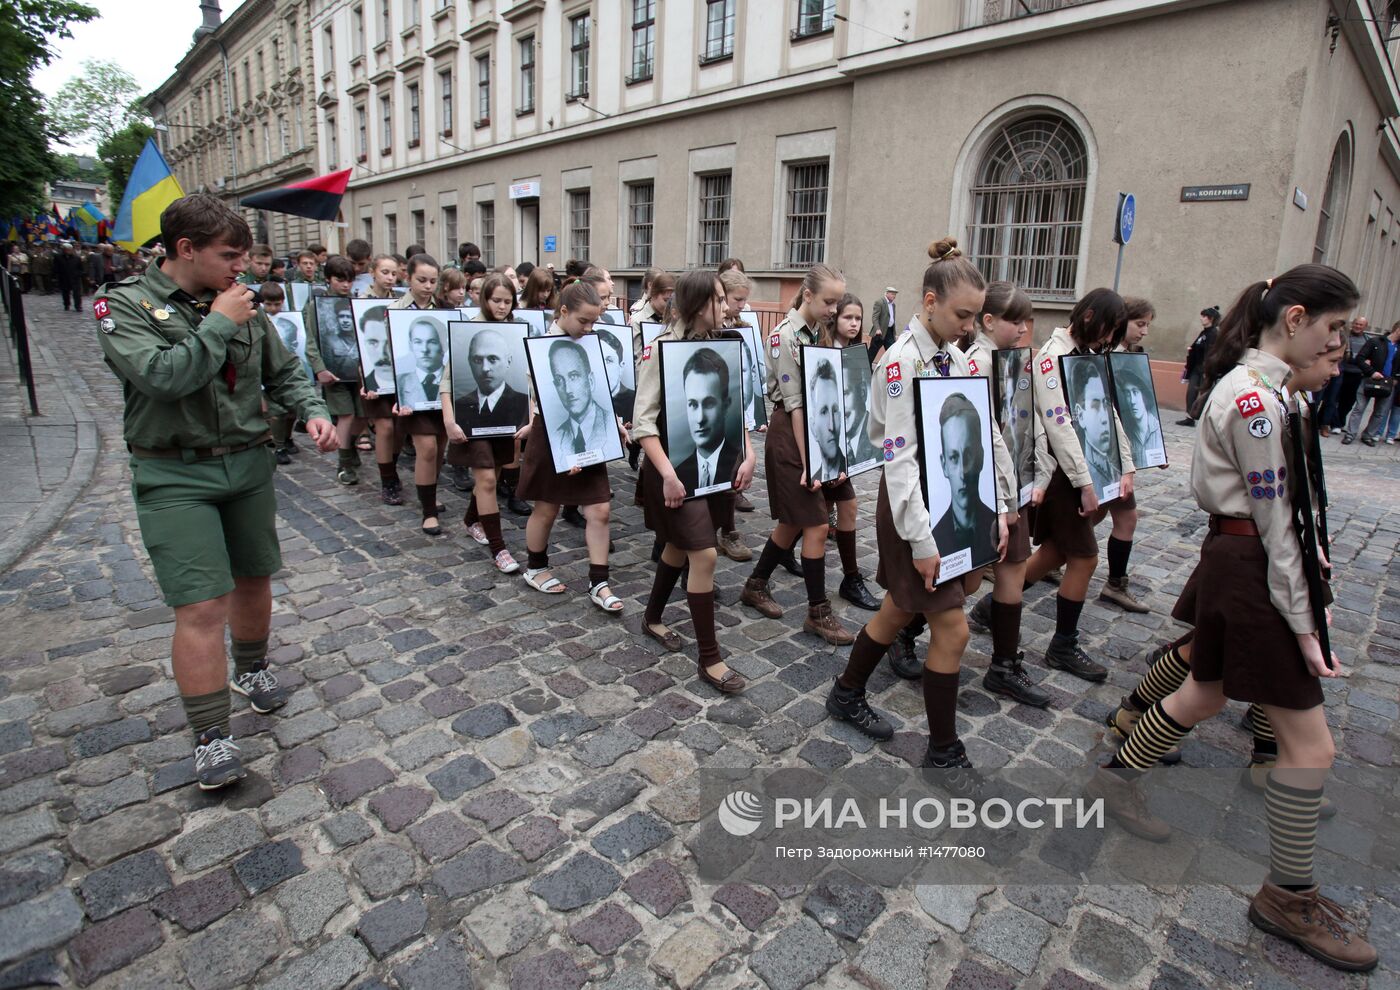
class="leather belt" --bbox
[1209,515,1259,537]
[131,434,271,461]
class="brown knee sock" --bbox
[990,599,1022,659]
[417,484,438,519]
[463,496,480,526]
[480,512,505,554]
[750,538,786,581]
[834,529,859,577]
[922,668,961,749]
[838,628,891,692]
[687,590,722,668]
[378,462,399,486]
[801,555,828,607]
[645,560,685,625]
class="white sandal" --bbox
[494,549,521,574]
[588,581,624,614]
[524,568,566,594]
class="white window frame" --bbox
[439,68,453,136]
[568,13,590,99]
[517,35,535,114]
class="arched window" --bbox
[966,113,1088,300]
[1313,132,1352,265]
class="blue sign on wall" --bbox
[543,235,557,253]
[1115,193,1136,245]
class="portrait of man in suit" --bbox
[456,327,529,436]
[674,346,737,495]
[548,337,612,456]
[394,317,446,409]
[841,346,878,470]
[807,357,847,483]
[931,393,998,566]
[358,305,393,394]
[597,326,635,422]
[1068,355,1119,498]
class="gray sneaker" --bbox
[231,661,291,714]
[194,728,246,790]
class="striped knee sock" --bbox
[1127,643,1192,712]
[1266,776,1322,889]
[1108,701,1190,774]
[1248,704,1278,759]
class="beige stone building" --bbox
[146,0,326,252]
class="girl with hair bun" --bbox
[1093,264,1374,973]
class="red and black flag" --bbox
[239,169,351,221]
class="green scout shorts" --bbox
[130,445,282,607]
[324,382,366,419]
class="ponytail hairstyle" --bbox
[1196,264,1359,415]
[822,292,864,346]
[1066,287,1127,351]
[1200,305,1221,327]
[478,272,516,318]
[922,237,986,300]
[557,279,602,314]
[978,280,1033,327]
[671,269,723,333]
[1123,296,1156,322]
[406,253,439,278]
[789,262,845,311]
[648,271,677,303]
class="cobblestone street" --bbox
[1,292,1397,989]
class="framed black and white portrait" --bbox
[447,321,531,438]
[516,308,551,338]
[594,323,636,423]
[659,339,744,499]
[458,306,481,321]
[992,347,1036,507]
[913,376,1001,582]
[386,309,452,412]
[349,299,395,394]
[731,322,768,431]
[287,282,312,312]
[351,273,373,297]
[800,345,848,485]
[840,345,879,477]
[1059,353,1123,502]
[1109,352,1167,469]
[314,296,359,383]
[640,321,667,350]
[524,334,625,471]
[270,312,313,383]
[599,307,627,327]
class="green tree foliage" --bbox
[50,58,142,149]
[0,0,99,216]
[98,121,154,208]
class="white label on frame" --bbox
[1103,481,1121,502]
[939,548,973,582]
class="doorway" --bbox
[516,198,539,267]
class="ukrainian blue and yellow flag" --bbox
[112,139,183,251]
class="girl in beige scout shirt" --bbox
[738,263,856,645]
[357,255,404,500]
[440,272,524,573]
[824,240,1014,786]
[1021,288,1136,682]
[1093,265,1374,973]
[634,270,757,693]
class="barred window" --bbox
[698,172,732,266]
[569,14,590,98]
[966,114,1087,300]
[478,202,496,266]
[628,181,655,268]
[795,0,835,37]
[1313,134,1351,265]
[784,161,829,267]
[630,0,655,81]
[703,0,735,61]
[518,35,535,114]
[569,190,591,262]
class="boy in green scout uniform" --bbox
[95,193,337,791]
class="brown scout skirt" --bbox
[874,475,965,616]
[401,410,447,439]
[363,395,396,420]
[1003,512,1032,564]
[765,407,851,527]
[640,459,725,550]
[1171,527,1324,710]
[446,437,514,470]
[516,436,612,506]
[1029,468,1098,559]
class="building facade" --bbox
[317,0,1395,355]
[146,0,326,253]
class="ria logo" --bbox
[718,790,764,836]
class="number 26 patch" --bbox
[1236,391,1266,418]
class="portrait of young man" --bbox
[1110,353,1166,468]
[1066,354,1121,499]
[357,305,394,394]
[596,325,636,422]
[806,355,847,483]
[392,314,447,410]
[547,336,613,460]
[316,297,359,382]
[840,345,879,472]
[930,392,999,568]
[673,345,737,496]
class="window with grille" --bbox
[386,214,398,255]
[407,83,421,144]
[966,114,1087,300]
[1313,135,1351,265]
[628,181,655,267]
[412,209,425,248]
[630,0,655,81]
[569,190,591,262]
[518,35,535,113]
[698,172,732,265]
[479,203,496,266]
[704,0,735,61]
[794,0,835,37]
[784,161,829,267]
[355,104,367,158]
[569,14,590,99]
[475,54,490,124]
[439,69,453,135]
[442,206,457,260]
[380,94,392,150]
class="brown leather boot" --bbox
[740,577,782,619]
[1249,883,1378,972]
[1084,767,1171,842]
[803,602,855,645]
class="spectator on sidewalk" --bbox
[1342,320,1400,446]
[1177,306,1219,425]
[30,246,52,294]
[868,286,899,366]
[1320,316,1371,436]
[54,242,84,311]
[6,244,29,292]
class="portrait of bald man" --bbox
[456,325,529,436]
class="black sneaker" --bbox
[194,728,247,791]
[230,661,291,713]
[381,482,404,506]
[838,573,880,611]
[921,739,986,799]
[967,594,993,633]
[983,652,1051,707]
[562,505,586,528]
[824,678,894,740]
[1044,635,1108,682]
[274,446,292,465]
[886,628,923,680]
[778,547,803,578]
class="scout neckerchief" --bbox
[170,288,238,394]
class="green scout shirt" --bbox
[96,261,328,450]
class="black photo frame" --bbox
[658,338,745,499]
[1059,353,1124,502]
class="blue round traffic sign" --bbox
[1117,193,1136,244]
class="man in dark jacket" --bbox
[1322,317,1371,434]
[1177,306,1218,425]
[1343,320,1400,445]
[53,242,85,311]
